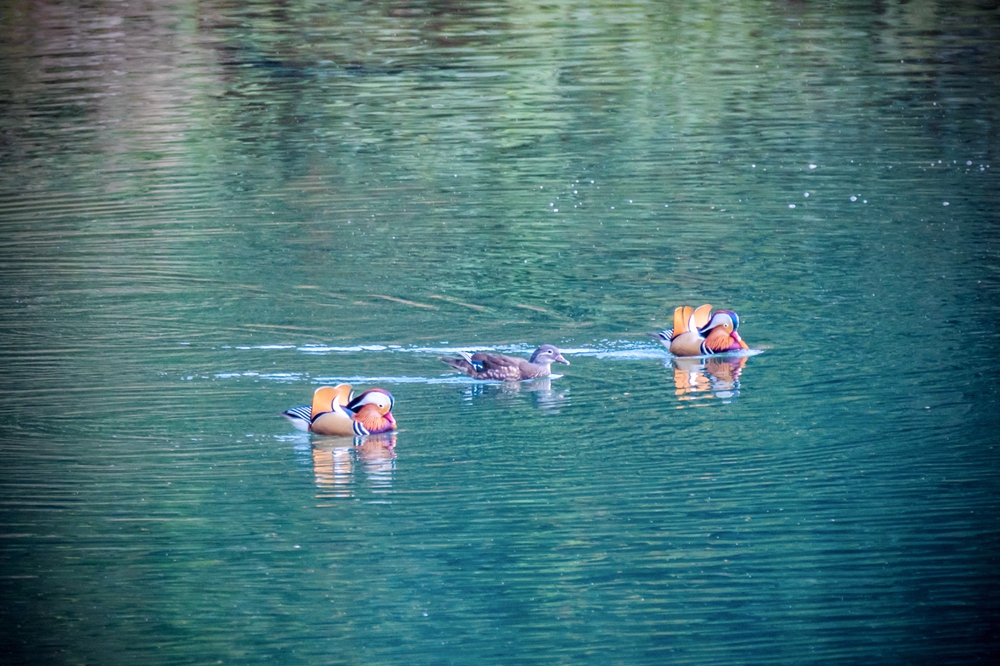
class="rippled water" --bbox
[1,1,998,663]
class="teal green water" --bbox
[2,1,999,663]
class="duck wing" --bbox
[441,351,538,380]
[691,304,713,331]
[671,304,713,336]
[311,384,353,417]
[470,352,534,380]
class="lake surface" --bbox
[1,0,998,663]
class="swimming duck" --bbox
[440,344,569,381]
[281,384,396,436]
[649,304,749,356]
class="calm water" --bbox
[1,0,999,663]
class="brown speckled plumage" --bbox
[440,344,569,381]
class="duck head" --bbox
[699,310,749,351]
[348,388,394,414]
[529,344,570,366]
[699,310,737,333]
[347,388,397,430]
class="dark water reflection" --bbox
[2,0,999,664]
[457,375,571,414]
[307,433,397,501]
[667,354,750,405]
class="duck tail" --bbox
[440,355,474,374]
[648,329,673,344]
[280,405,312,432]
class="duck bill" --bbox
[732,331,749,350]
[555,354,570,365]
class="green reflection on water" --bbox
[1,0,998,664]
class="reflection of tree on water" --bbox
[460,376,569,414]
[667,355,748,404]
[311,433,396,501]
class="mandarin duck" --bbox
[440,344,569,381]
[281,384,396,437]
[649,304,749,357]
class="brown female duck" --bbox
[440,344,569,381]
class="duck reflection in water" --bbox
[668,355,748,404]
[460,376,569,414]
[310,432,396,501]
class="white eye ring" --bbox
[363,395,389,408]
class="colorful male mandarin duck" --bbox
[649,304,749,357]
[440,344,569,381]
[281,384,396,437]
